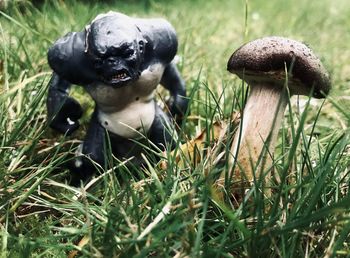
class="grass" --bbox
[1,0,350,257]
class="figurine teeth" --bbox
[111,72,128,81]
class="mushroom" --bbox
[220,36,331,195]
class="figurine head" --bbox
[85,14,146,87]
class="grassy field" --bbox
[1,0,350,257]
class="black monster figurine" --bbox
[47,12,188,182]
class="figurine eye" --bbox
[94,58,103,68]
[123,49,135,58]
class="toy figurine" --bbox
[46,12,188,183]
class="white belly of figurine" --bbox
[98,100,156,138]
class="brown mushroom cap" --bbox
[227,36,331,98]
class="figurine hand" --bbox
[168,94,189,119]
[49,97,83,135]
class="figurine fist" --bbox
[49,97,83,135]
[168,94,189,119]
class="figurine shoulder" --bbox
[136,18,178,64]
[48,31,84,65]
[48,31,96,85]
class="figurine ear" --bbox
[138,40,144,53]
[84,25,91,53]
[135,25,148,54]
[138,38,148,54]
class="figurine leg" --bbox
[107,105,177,168]
[69,106,176,185]
[148,105,177,151]
[69,109,149,184]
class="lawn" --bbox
[0,0,349,257]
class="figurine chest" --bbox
[86,63,165,138]
[86,63,165,111]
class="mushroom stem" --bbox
[225,83,288,192]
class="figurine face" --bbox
[86,16,145,87]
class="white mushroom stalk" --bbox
[228,83,288,185]
[220,36,331,196]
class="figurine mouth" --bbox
[111,71,129,80]
[104,70,133,85]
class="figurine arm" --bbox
[46,30,98,134]
[46,72,83,135]
[160,62,188,118]
[139,19,188,118]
